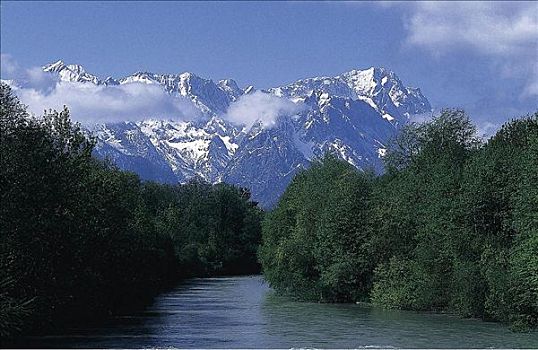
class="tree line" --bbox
[259,109,537,331]
[0,83,262,340]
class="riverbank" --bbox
[10,275,538,349]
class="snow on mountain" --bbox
[43,60,101,84]
[137,117,241,183]
[269,67,431,126]
[88,121,177,183]
[118,71,238,116]
[37,61,432,207]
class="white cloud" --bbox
[2,55,200,124]
[389,2,538,103]
[4,57,302,127]
[23,67,58,93]
[225,91,303,128]
[14,81,200,124]
[3,56,301,127]
[1,54,56,92]
[1,53,19,77]
[403,2,538,56]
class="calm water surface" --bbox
[22,275,538,348]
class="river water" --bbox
[21,275,538,348]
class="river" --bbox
[20,275,538,348]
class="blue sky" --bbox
[1,1,537,133]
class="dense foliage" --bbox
[0,83,262,339]
[260,109,538,330]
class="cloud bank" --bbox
[14,81,200,123]
[3,56,302,128]
[225,91,304,128]
[1,55,200,124]
[404,2,537,56]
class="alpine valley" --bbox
[27,61,433,207]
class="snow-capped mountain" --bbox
[269,67,430,125]
[44,60,101,84]
[38,60,431,207]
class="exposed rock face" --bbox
[39,61,432,207]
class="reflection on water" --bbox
[21,275,538,348]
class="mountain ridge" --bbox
[29,61,433,206]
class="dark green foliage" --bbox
[0,83,262,339]
[147,180,263,276]
[260,109,538,330]
[454,115,538,329]
[378,110,480,311]
[0,264,33,339]
[259,156,374,302]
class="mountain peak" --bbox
[218,79,242,101]
[342,66,397,82]
[43,60,100,84]
[43,59,66,72]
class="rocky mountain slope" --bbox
[38,61,432,207]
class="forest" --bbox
[0,83,262,339]
[259,109,537,331]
